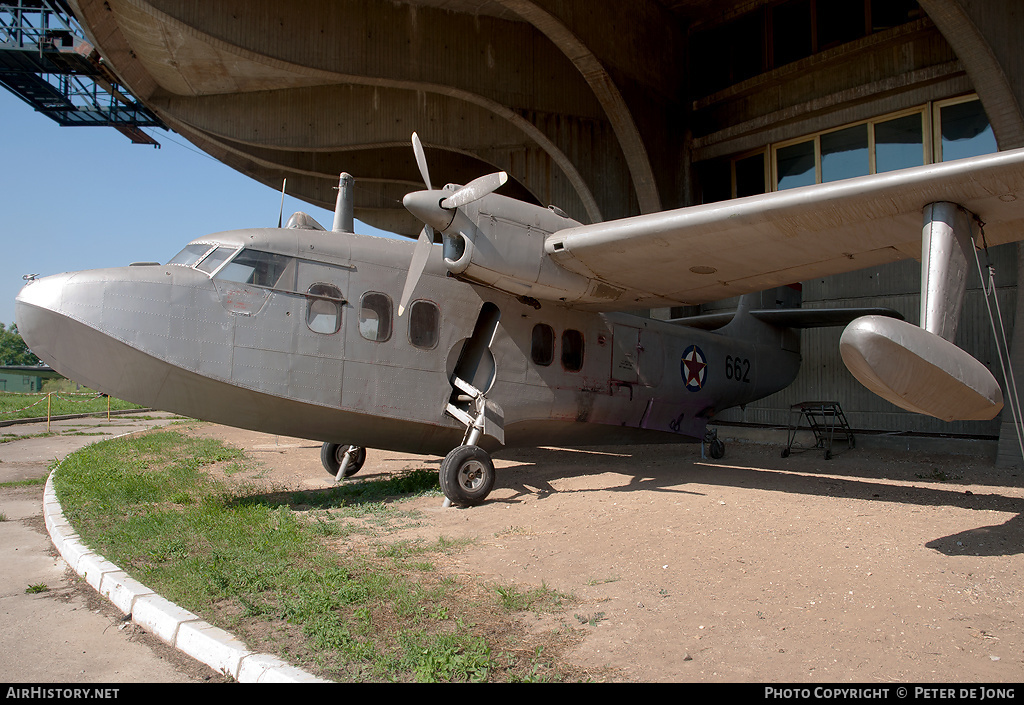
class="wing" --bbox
[546,148,1024,307]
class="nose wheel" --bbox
[321,443,366,480]
[439,445,495,507]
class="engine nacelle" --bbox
[443,197,627,306]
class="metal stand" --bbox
[782,401,854,459]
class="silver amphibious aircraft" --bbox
[15,134,1024,506]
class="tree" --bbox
[0,322,40,366]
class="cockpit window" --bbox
[195,246,237,275]
[167,244,214,267]
[214,249,294,289]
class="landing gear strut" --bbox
[438,372,504,507]
[321,443,366,481]
[703,428,725,460]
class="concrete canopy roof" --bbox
[68,0,697,235]
[67,1,1024,237]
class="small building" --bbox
[0,366,61,394]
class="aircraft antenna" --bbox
[277,178,287,228]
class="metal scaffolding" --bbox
[0,0,163,145]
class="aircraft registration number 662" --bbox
[725,355,751,383]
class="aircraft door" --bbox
[612,325,640,384]
[611,325,662,387]
[444,302,504,446]
[294,260,350,401]
[449,302,501,398]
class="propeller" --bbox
[398,227,433,317]
[441,171,509,209]
[412,131,433,191]
[398,132,508,316]
[400,133,437,317]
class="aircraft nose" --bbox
[14,272,74,363]
[403,189,456,233]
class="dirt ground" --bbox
[192,423,1024,683]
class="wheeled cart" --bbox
[782,401,855,459]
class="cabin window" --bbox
[215,249,294,289]
[195,246,237,275]
[306,283,343,335]
[531,323,555,366]
[562,329,584,372]
[409,300,440,349]
[168,243,214,267]
[359,292,392,342]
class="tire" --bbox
[781,448,791,458]
[708,438,725,460]
[321,443,366,478]
[439,445,495,507]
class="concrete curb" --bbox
[43,470,330,683]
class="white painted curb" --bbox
[43,470,331,683]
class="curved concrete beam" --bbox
[919,0,1024,150]
[495,0,663,214]
[72,0,605,222]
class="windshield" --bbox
[167,243,214,267]
[195,246,237,275]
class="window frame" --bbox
[194,245,242,277]
[214,248,296,291]
[561,329,585,373]
[531,323,556,366]
[762,101,976,195]
[305,283,345,335]
[358,291,393,343]
[167,243,216,268]
[933,94,998,164]
[407,299,441,350]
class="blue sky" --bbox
[0,89,396,328]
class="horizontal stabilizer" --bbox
[670,307,903,331]
[839,315,1003,421]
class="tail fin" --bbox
[718,285,803,351]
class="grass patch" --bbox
[53,430,590,682]
[0,477,46,489]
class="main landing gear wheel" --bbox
[439,445,495,507]
[321,443,366,479]
[708,437,725,460]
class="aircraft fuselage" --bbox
[15,224,800,456]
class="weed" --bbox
[25,584,48,594]
[915,468,961,482]
[494,582,569,613]
[574,612,606,626]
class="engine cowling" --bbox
[443,197,627,306]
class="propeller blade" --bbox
[411,132,432,190]
[398,225,434,317]
[440,171,508,210]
